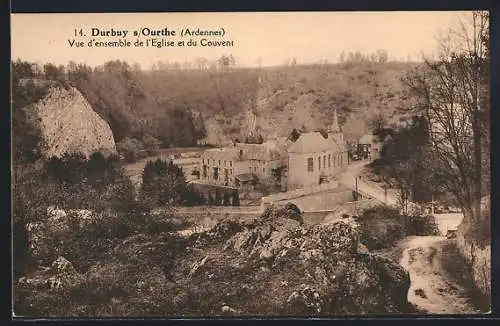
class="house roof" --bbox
[359,134,376,144]
[235,141,285,161]
[203,147,239,161]
[287,132,345,154]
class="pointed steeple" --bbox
[329,108,340,133]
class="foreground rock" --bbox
[17,205,412,316]
[175,205,412,315]
[22,82,116,158]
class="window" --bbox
[254,167,257,172]
[323,155,326,168]
[218,160,221,166]
[224,160,227,166]
[341,155,343,165]
[328,154,331,167]
[263,167,265,173]
[307,158,314,172]
[318,157,321,170]
[230,161,233,167]
[202,159,205,164]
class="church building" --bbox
[285,109,349,191]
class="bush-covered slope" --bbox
[138,62,419,145]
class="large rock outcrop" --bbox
[178,206,411,315]
[17,205,412,316]
[23,83,116,158]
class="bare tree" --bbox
[339,51,346,63]
[376,49,389,63]
[404,11,489,223]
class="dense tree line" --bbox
[340,49,389,64]
[371,115,445,209]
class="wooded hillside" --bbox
[13,58,420,152]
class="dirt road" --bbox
[339,161,397,205]
[396,236,486,314]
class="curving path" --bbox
[344,161,485,313]
[398,236,485,314]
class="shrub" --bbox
[406,214,440,236]
[466,218,491,248]
[139,159,187,208]
[358,205,405,250]
[116,137,144,163]
[141,134,161,150]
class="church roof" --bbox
[287,132,344,154]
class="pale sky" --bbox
[11,11,474,69]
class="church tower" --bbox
[328,108,340,134]
[328,108,344,145]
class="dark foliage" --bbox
[358,206,405,250]
[406,215,441,236]
[231,189,240,206]
[370,115,445,204]
[139,159,187,208]
[244,133,264,144]
[289,128,301,142]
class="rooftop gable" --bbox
[287,132,335,154]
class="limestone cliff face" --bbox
[23,84,117,158]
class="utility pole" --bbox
[355,176,358,201]
[431,194,435,215]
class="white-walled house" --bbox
[286,110,349,191]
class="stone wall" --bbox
[455,196,491,302]
[262,180,340,208]
[456,224,491,301]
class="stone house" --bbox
[199,140,285,189]
[358,134,381,159]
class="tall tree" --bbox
[140,159,187,207]
[403,11,489,223]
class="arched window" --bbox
[307,158,314,172]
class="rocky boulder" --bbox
[18,256,80,290]
[23,83,116,158]
[173,207,411,315]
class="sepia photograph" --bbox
[11,11,491,317]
